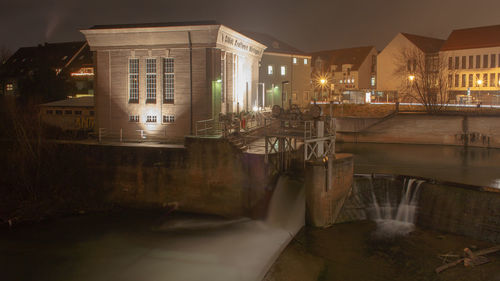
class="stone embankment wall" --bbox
[336,114,500,148]
[56,138,275,218]
[336,175,500,243]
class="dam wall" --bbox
[336,175,500,243]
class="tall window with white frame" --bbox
[163,58,174,103]
[221,54,226,103]
[146,58,157,103]
[129,58,139,103]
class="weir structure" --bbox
[263,104,354,228]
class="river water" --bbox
[337,142,500,188]
[2,143,499,281]
[0,176,304,281]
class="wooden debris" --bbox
[464,248,490,267]
[435,245,500,274]
[435,258,464,273]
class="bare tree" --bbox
[0,45,12,64]
[394,47,451,113]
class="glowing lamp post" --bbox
[319,77,328,101]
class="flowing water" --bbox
[368,177,424,237]
[0,176,305,281]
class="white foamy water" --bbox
[147,176,304,281]
[368,178,424,237]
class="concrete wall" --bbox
[336,113,500,148]
[48,139,275,218]
[418,182,500,243]
[305,154,354,227]
[336,175,500,243]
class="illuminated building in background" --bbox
[0,41,94,97]
[377,33,445,103]
[40,96,95,131]
[81,21,266,140]
[242,32,312,108]
[310,46,377,103]
[441,25,500,105]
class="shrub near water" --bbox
[0,99,109,225]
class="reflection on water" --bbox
[337,143,500,188]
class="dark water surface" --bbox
[0,211,292,281]
[337,143,500,188]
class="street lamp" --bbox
[281,80,289,109]
[319,76,328,101]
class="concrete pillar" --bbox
[316,121,324,156]
[305,153,354,228]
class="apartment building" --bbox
[311,46,377,103]
[441,25,500,104]
[243,32,312,108]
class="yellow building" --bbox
[40,96,95,131]
[377,33,445,102]
[441,25,500,105]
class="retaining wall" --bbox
[336,114,500,148]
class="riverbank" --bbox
[265,221,500,281]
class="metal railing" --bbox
[97,127,174,143]
[195,119,222,137]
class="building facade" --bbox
[40,96,95,131]
[244,32,312,108]
[0,41,93,98]
[310,46,377,103]
[81,21,266,139]
[377,33,445,102]
[441,25,500,105]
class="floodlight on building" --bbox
[477,79,483,86]
[408,75,415,81]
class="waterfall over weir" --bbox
[368,178,425,237]
[151,175,304,281]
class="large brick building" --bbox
[81,21,266,140]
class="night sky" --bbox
[2,0,500,53]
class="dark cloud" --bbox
[1,0,500,53]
